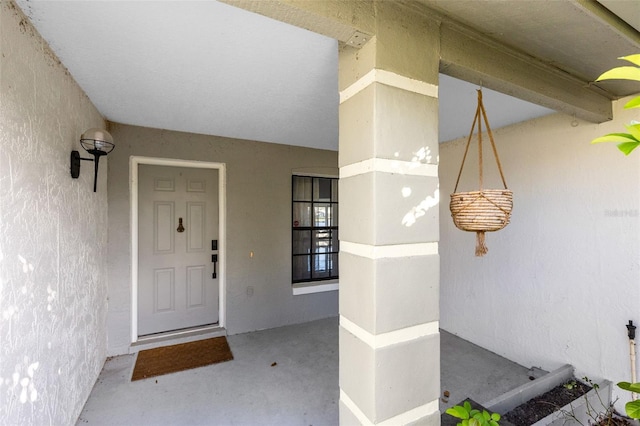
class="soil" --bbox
[503,380,632,426]
[503,381,591,425]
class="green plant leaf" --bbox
[624,96,640,109]
[617,141,640,155]
[620,54,640,67]
[625,400,640,419]
[489,421,499,426]
[491,413,501,421]
[464,401,472,412]
[446,406,470,419]
[469,418,481,426]
[626,123,640,141]
[591,54,640,155]
[591,133,638,144]
[617,382,640,393]
[596,66,640,82]
[445,407,460,418]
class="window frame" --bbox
[291,174,339,287]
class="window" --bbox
[292,176,338,283]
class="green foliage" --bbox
[445,401,501,426]
[591,54,640,155]
[617,382,640,419]
[624,96,640,109]
[597,66,640,84]
[617,381,640,393]
[625,400,640,419]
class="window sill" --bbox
[292,280,339,296]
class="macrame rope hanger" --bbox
[450,88,512,256]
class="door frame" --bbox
[130,156,227,343]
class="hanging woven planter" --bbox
[450,89,513,256]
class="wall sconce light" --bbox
[70,128,115,192]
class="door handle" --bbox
[212,254,218,279]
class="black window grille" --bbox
[292,176,339,283]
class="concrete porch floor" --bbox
[77,317,535,425]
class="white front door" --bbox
[138,165,219,336]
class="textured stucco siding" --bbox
[0,3,108,425]
[440,96,640,412]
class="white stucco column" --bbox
[337,4,441,425]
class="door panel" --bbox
[187,202,206,252]
[187,178,206,192]
[154,177,175,191]
[139,165,219,336]
[154,268,175,312]
[186,265,206,308]
[154,202,175,254]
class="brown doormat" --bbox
[131,336,233,381]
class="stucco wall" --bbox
[0,3,108,425]
[440,96,640,410]
[107,123,339,355]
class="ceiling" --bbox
[15,1,640,151]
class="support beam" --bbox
[439,22,613,123]
[574,0,640,44]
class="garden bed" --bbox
[442,364,634,425]
[502,380,592,425]
[482,365,622,425]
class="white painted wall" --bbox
[440,96,640,411]
[0,3,108,425]
[106,123,339,355]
